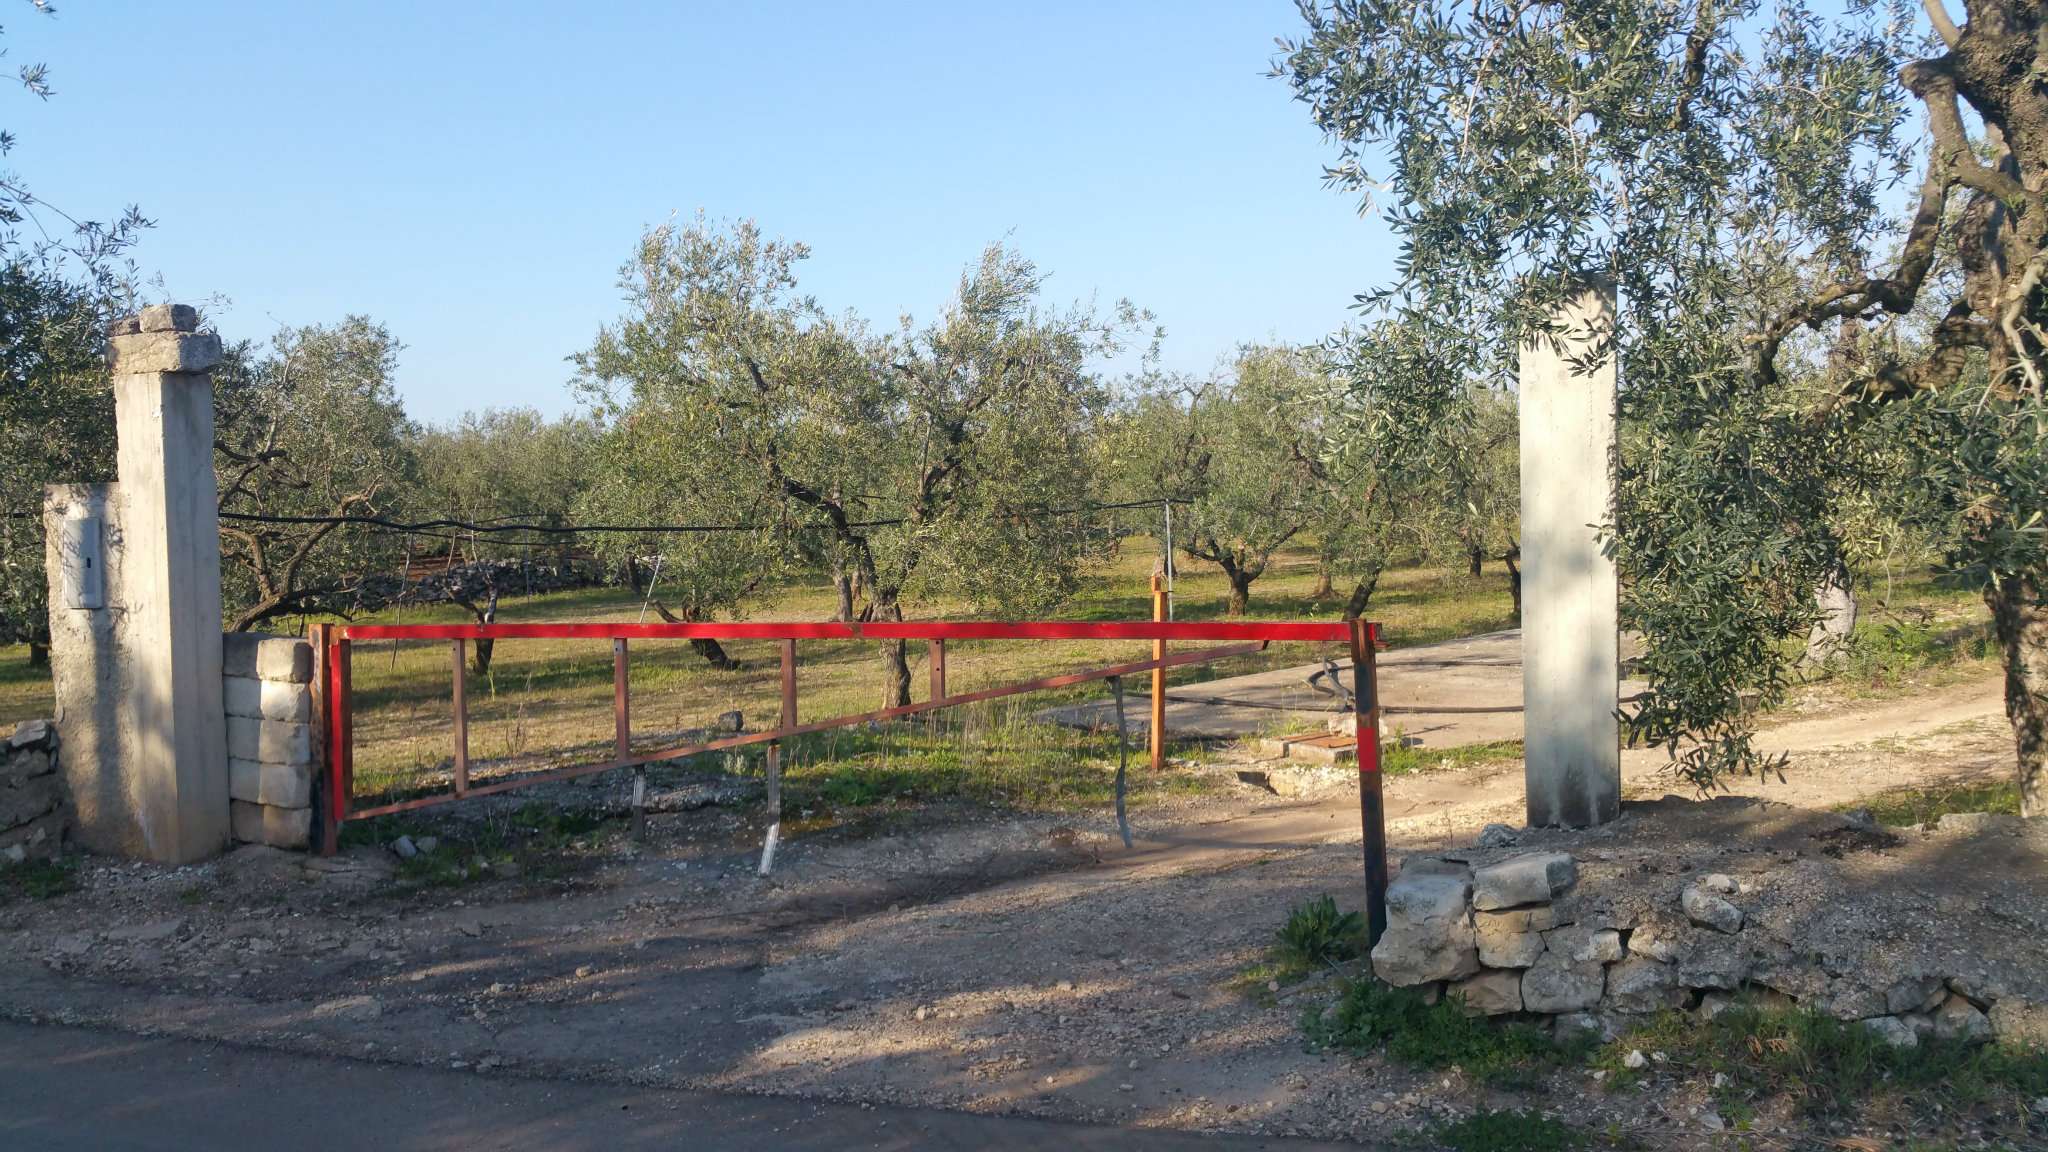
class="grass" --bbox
[1274,894,1366,970]
[340,800,616,887]
[1303,979,1591,1088]
[1380,738,1524,777]
[0,858,77,902]
[1842,777,2021,826]
[1598,1002,2048,1137]
[1429,1110,1598,1152]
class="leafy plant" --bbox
[1274,894,1364,969]
[1305,979,1579,1086]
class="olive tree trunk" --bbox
[1988,574,2048,819]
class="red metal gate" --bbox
[311,617,1387,938]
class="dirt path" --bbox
[0,671,2028,1149]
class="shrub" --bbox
[1275,894,1364,968]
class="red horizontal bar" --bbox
[861,620,1360,643]
[338,619,1372,644]
[340,621,860,641]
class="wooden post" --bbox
[451,639,469,796]
[759,638,797,875]
[1350,619,1387,946]
[612,638,630,761]
[1150,572,1166,774]
[929,638,946,702]
[311,623,337,856]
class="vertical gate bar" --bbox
[1150,573,1166,774]
[312,624,337,856]
[759,639,796,876]
[613,637,630,761]
[929,638,946,702]
[452,639,469,796]
[1351,619,1387,947]
[335,637,355,843]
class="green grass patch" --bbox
[1304,979,1589,1087]
[1379,738,1524,777]
[341,801,616,887]
[1599,1003,2048,1129]
[0,857,77,901]
[1843,778,2020,826]
[1430,1109,1594,1152]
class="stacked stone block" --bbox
[1370,848,2028,1048]
[1,719,67,863]
[224,632,315,849]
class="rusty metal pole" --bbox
[1150,572,1166,774]
[451,639,469,797]
[1350,619,1387,946]
[311,624,337,856]
[759,639,796,875]
[929,638,946,702]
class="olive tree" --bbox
[1279,0,2048,811]
[215,318,419,631]
[577,216,1139,706]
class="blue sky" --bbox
[21,1,1390,424]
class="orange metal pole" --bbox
[1150,572,1166,774]
[613,638,630,760]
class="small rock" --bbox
[455,918,483,938]
[1521,951,1604,1014]
[1622,1049,1648,1070]
[390,836,418,860]
[1472,852,1577,911]
[1681,886,1743,934]
[1860,1016,1919,1049]
[1932,994,1992,1044]
[1936,811,2023,836]
[1476,823,1518,849]
[1698,873,1738,895]
[574,966,595,979]
[1884,973,1946,1016]
[915,1006,931,1021]
[1604,956,1681,1014]
[1118,1083,1133,1092]
[311,995,383,1022]
[1055,980,1076,993]
[415,836,440,854]
[106,918,183,944]
[1448,969,1523,1017]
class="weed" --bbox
[1379,739,1524,777]
[1599,1002,2048,1134]
[1431,1109,1588,1152]
[0,857,77,901]
[1275,894,1364,969]
[1845,778,2020,826]
[1304,979,1584,1086]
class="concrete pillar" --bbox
[1518,283,1619,828]
[108,305,228,861]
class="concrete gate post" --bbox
[45,304,228,862]
[1518,283,1620,828]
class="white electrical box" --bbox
[59,511,104,610]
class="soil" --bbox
[0,671,2039,1149]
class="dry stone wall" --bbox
[224,632,315,850]
[1371,846,2030,1050]
[2,719,68,863]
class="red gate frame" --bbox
[311,618,1387,940]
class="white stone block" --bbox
[228,758,311,808]
[224,675,310,722]
[226,716,311,765]
[108,329,221,376]
[223,633,313,683]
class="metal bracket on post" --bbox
[1350,620,1387,947]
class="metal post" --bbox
[1149,573,1166,774]
[1350,619,1387,946]
[613,638,630,760]
[311,624,337,856]
[319,633,354,857]
[451,639,469,796]
[759,638,796,875]
[1161,501,1175,620]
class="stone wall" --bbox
[2,720,68,863]
[1371,845,2036,1049]
[224,632,315,850]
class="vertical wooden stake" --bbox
[759,638,797,876]
[311,623,337,856]
[451,639,469,796]
[929,638,946,702]
[612,638,631,761]
[1351,619,1387,947]
[1150,573,1166,774]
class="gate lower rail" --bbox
[311,618,1388,939]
